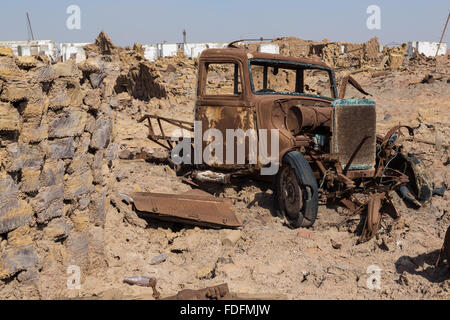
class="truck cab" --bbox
[195,47,375,178]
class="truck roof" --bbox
[199,47,332,69]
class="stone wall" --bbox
[0,47,116,298]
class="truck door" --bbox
[195,60,256,169]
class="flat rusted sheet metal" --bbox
[132,189,241,228]
[163,283,232,300]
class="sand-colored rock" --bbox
[0,47,13,57]
[0,101,20,131]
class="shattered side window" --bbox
[303,69,333,98]
[205,63,242,95]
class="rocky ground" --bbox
[75,46,450,300]
[1,34,449,300]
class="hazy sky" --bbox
[1,1,449,46]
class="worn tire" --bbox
[276,151,318,228]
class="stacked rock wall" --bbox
[0,47,116,298]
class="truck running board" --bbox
[121,189,241,228]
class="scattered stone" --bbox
[7,225,34,247]
[217,257,234,264]
[433,185,446,197]
[165,64,177,73]
[51,60,81,79]
[398,272,409,286]
[48,109,87,138]
[33,184,64,223]
[0,101,20,131]
[150,253,168,265]
[0,47,14,57]
[44,217,72,241]
[84,88,101,110]
[66,231,89,270]
[196,267,214,280]
[21,118,49,143]
[0,246,38,280]
[78,193,91,211]
[48,78,83,109]
[46,137,75,159]
[90,117,112,150]
[89,189,106,227]
[17,267,39,283]
[40,159,65,187]
[6,143,44,172]
[221,230,242,246]
[15,56,38,70]
[119,149,133,160]
[20,166,41,193]
[0,199,33,234]
[297,229,314,240]
[64,170,93,200]
[330,239,342,249]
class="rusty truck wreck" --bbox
[133,43,431,242]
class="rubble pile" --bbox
[83,31,166,101]
[268,37,383,69]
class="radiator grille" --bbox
[331,99,376,170]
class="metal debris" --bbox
[125,189,241,228]
[123,276,160,299]
[359,193,384,243]
[163,283,232,300]
[134,45,431,242]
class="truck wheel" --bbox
[276,151,318,228]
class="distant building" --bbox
[0,40,88,62]
[407,41,447,57]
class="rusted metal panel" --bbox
[197,105,257,167]
[131,189,241,228]
[163,283,231,300]
[331,99,377,171]
[135,46,429,241]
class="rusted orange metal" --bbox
[135,45,429,239]
[359,193,384,243]
[131,189,241,228]
[338,75,371,99]
[163,283,232,300]
[139,114,193,151]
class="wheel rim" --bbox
[279,166,303,220]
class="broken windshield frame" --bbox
[248,58,338,101]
